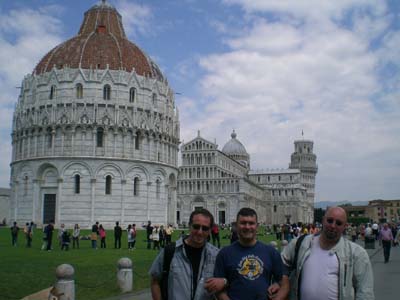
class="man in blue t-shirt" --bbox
[213,208,289,300]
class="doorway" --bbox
[218,210,226,225]
[43,194,56,224]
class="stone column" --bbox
[117,258,133,293]
[32,179,40,225]
[34,132,38,157]
[61,129,65,156]
[146,181,151,220]
[92,129,96,156]
[13,181,19,221]
[27,133,32,158]
[51,129,55,156]
[121,179,126,224]
[55,264,75,300]
[57,178,63,224]
[90,178,96,223]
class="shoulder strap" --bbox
[293,234,307,267]
[161,242,176,300]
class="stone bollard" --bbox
[55,264,75,300]
[281,240,288,252]
[117,257,133,293]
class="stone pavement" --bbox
[369,242,400,300]
[104,241,399,300]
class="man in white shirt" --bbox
[281,207,374,300]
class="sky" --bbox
[0,0,399,203]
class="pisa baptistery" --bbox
[9,1,180,228]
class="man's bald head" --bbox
[321,207,348,245]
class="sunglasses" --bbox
[326,218,344,226]
[191,224,210,231]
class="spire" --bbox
[231,129,237,139]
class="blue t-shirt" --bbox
[214,241,283,300]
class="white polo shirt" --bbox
[300,236,339,300]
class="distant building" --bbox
[0,188,11,223]
[177,131,318,225]
[342,199,400,223]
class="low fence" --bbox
[23,258,133,300]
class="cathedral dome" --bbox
[222,131,250,168]
[33,0,164,81]
[222,130,248,157]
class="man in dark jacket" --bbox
[45,220,54,251]
[114,221,122,249]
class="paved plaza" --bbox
[106,241,400,300]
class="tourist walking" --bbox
[91,221,99,249]
[114,221,122,249]
[72,224,80,249]
[58,223,66,248]
[379,223,394,263]
[99,224,106,248]
[45,220,54,251]
[165,224,173,245]
[127,224,133,250]
[61,230,71,251]
[10,221,19,246]
[152,225,160,250]
[211,223,221,248]
[24,222,33,247]
[132,224,137,249]
[159,225,166,248]
[146,221,153,250]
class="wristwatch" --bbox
[223,278,228,287]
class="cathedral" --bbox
[8,1,317,228]
[177,131,317,225]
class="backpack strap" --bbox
[161,242,176,300]
[293,234,307,267]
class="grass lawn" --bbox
[0,226,278,300]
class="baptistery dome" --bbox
[222,131,250,169]
[34,1,164,81]
[9,0,179,229]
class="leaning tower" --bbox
[289,140,318,222]
[9,1,180,228]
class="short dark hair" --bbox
[189,208,214,227]
[236,207,258,222]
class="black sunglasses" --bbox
[191,224,210,231]
[326,218,344,226]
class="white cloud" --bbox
[178,0,400,202]
[0,7,64,187]
[222,0,386,21]
[116,0,153,37]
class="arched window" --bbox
[156,179,161,200]
[46,128,52,148]
[105,175,112,195]
[23,175,28,195]
[135,133,140,150]
[97,128,104,147]
[49,85,56,100]
[74,174,80,194]
[76,83,83,99]
[152,93,157,106]
[103,84,111,100]
[129,87,136,103]
[133,177,139,196]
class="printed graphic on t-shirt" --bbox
[237,254,264,280]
